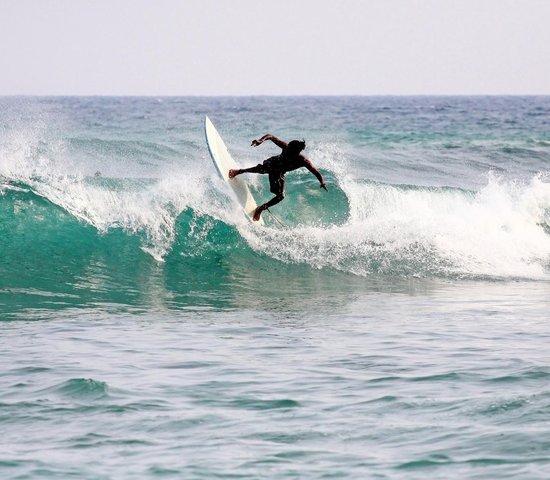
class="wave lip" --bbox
[35,378,110,401]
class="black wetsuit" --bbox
[235,150,323,216]
[254,154,308,197]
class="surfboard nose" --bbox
[204,117,265,225]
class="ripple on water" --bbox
[52,378,109,400]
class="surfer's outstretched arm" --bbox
[302,158,328,191]
[251,134,288,150]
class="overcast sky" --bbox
[1,0,549,95]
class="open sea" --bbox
[1,96,550,479]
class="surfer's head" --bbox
[285,140,306,156]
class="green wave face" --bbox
[0,178,352,315]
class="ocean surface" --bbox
[1,96,550,479]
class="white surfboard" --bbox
[204,116,264,225]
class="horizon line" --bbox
[2,93,550,98]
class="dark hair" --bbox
[286,140,306,154]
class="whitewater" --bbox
[1,96,550,479]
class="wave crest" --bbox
[2,171,550,280]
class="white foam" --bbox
[0,129,228,261]
[242,170,550,280]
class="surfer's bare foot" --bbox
[253,206,265,222]
[228,169,239,178]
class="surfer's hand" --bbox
[320,182,328,192]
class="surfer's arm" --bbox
[251,134,288,149]
[303,158,328,191]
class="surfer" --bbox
[229,134,328,221]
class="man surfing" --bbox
[229,134,328,221]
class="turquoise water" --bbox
[1,96,550,478]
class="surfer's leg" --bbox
[229,164,267,178]
[253,194,285,221]
[264,193,285,208]
[253,175,285,221]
